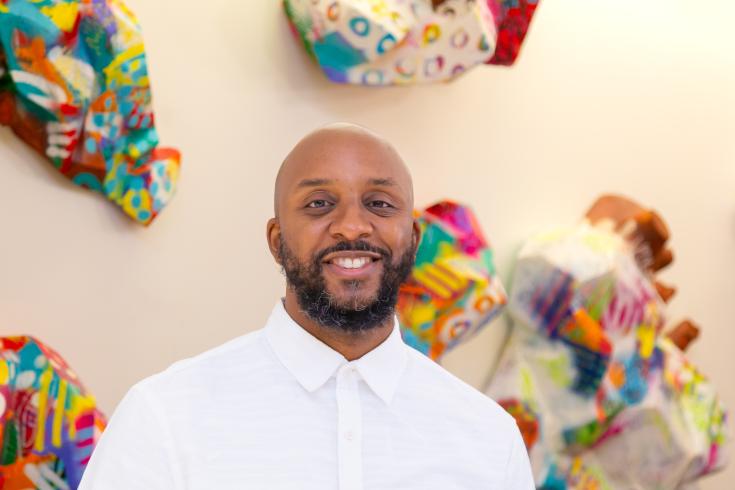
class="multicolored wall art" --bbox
[0,336,105,489]
[284,0,540,86]
[397,200,506,360]
[0,0,180,225]
[486,195,729,489]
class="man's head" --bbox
[268,124,419,333]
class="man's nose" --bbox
[329,202,373,241]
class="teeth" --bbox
[333,257,371,269]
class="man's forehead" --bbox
[287,140,403,172]
[274,124,413,212]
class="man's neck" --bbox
[283,292,394,361]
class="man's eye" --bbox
[307,200,330,208]
[369,200,393,209]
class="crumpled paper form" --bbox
[397,200,507,360]
[485,195,729,489]
[0,336,105,489]
[283,0,540,86]
[0,0,180,225]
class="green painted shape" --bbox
[415,222,454,266]
[1,419,19,465]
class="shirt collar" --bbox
[264,301,408,405]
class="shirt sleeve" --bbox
[503,423,536,490]
[78,383,181,490]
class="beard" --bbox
[279,238,415,333]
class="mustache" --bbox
[315,240,391,263]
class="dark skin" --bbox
[267,124,420,361]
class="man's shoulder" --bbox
[403,346,516,429]
[135,328,271,396]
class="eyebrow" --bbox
[297,178,333,188]
[296,178,397,188]
[369,178,397,187]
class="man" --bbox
[80,124,535,489]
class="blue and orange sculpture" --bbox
[0,0,180,224]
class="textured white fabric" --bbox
[80,301,534,489]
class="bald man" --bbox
[80,124,534,490]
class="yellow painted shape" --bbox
[40,2,80,32]
[406,303,434,327]
[122,189,152,218]
[413,268,452,299]
[52,378,68,447]
[34,368,53,452]
[637,322,656,359]
[103,44,146,87]
[428,263,466,291]
[0,361,9,385]
[0,4,8,13]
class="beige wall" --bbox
[1,0,733,487]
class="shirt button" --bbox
[344,431,354,442]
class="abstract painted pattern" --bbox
[283,0,540,86]
[0,0,180,225]
[397,201,506,360]
[0,336,105,489]
[486,197,729,489]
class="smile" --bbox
[322,251,383,277]
[331,256,376,270]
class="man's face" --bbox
[271,129,418,332]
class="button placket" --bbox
[336,364,363,490]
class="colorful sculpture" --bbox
[0,336,105,489]
[486,195,729,489]
[397,200,506,360]
[0,0,180,225]
[283,0,540,86]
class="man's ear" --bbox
[266,217,282,265]
[411,218,421,255]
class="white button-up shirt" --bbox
[80,302,534,489]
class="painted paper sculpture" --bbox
[397,200,507,360]
[0,0,180,225]
[486,195,729,489]
[0,336,105,489]
[283,0,540,86]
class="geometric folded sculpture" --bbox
[0,336,105,489]
[283,0,540,86]
[0,0,180,225]
[397,200,507,360]
[486,195,729,489]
